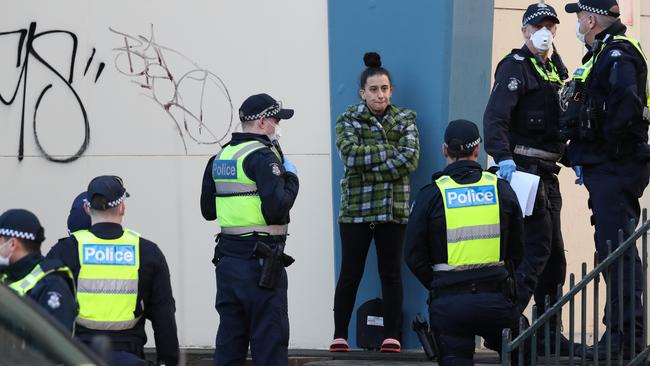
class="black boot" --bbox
[583,331,644,360]
[537,332,581,357]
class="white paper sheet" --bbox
[487,157,539,217]
[504,171,540,217]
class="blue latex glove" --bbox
[573,165,583,185]
[498,159,517,182]
[283,158,297,175]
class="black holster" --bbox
[253,242,295,289]
[412,313,440,361]
[505,276,517,303]
[514,155,560,176]
[211,234,222,266]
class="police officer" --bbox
[405,120,525,365]
[563,0,650,358]
[483,2,572,353]
[47,176,180,366]
[200,93,299,366]
[0,209,76,333]
[67,192,91,233]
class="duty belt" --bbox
[429,280,506,300]
[220,224,288,236]
[433,261,504,272]
[514,145,562,162]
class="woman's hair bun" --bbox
[363,52,382,68]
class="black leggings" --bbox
[333,222,405,340]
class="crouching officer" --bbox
[405,120,526,365]
[0,209,76,333]
[563,0,650,358]
[48,176,180,366]
[200,93,299,366]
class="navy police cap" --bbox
[523,3,560,26]
[67,192,91,232]
[239,93,294,122]
[0,208,45,243]
[565,0,620,17]
[87,175,130,210]
[444,119,482,153]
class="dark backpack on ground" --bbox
[356,298,384,350]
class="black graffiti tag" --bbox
[0,22,103,162]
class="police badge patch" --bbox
[610,49,622,58]
[47,292,62,309]
[270,163,282,176]
[507,78,520,91]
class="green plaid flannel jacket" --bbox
[335,102,420,224]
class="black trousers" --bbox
[333,223,405,340]
[583,159,649,342]
[429,292,526,365]
[514,166,567,330]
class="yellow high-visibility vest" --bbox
[1,261,74,297]
[435,172,501,270]
[573,35,649,108]
[213,140,287,236]
[74,229,141,331]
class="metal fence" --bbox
[501,209,650,365]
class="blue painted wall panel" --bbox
[328,0,493,349]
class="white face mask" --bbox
[530,27,553,51]
[269,123,282,141]
[0,239,12,266]
[576,20,586,44]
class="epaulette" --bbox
[431,171,445,181]
[495,49,527,76]
[509,49,527,63]
[124,228,141,236]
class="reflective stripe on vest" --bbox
[573,35,649,108]
[2,263,74,297]
[435,172,501,270]
[74,229,141,331]
[529,57,564,85]
[213,140,285,235]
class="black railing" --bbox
[501,209,650,365]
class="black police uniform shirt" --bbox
[200,132,300,234]
[484,45,566,164]
[1,252,77,333]
[568,20,649,165]
[404,160,525,290]
[47,223,179,365]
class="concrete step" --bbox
[149,348,650,365]
[153,349,502,365]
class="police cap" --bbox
[565,0,620,17]
[87,175,130,210]
[522,3,560,26]
[239,93,294,122]
[444,119,482,153]
[0,209,45,243]
[67,192,91,232]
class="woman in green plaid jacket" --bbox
[330,52,420,353]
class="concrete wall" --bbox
[493,0,649,343]
[0,0,333,349]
